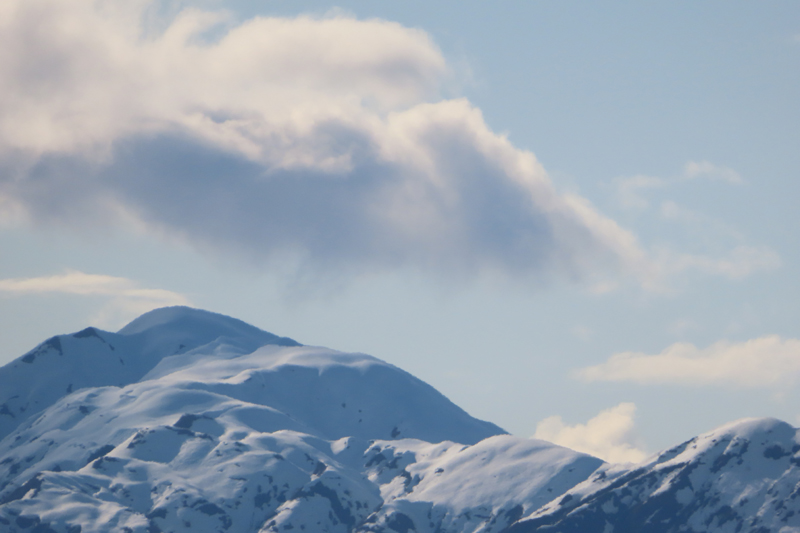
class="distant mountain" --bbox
[0,307,797,533]
[507,417,800,533]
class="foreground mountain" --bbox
[0,307,798,533]
[0,307,299,443]
[0,307,599,533]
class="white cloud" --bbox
[0,3,446,158]
[533,403,647,464]
[0,0,652,287]
[0,2,774,291]
[577,335,800,388]
[0,271,148,295]
[0,271,189,329]
[653,245,781,281]
[683,160,743,184]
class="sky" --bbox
[0,0,799,462]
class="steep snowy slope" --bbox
[0,307,299,442]
[507,417,800,533]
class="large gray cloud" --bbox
[0,0,650,283]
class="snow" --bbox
[513,416,800,532]
[0,306,299,444]
[1,306,799,532]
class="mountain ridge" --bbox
[0,307,797,533]
[507,417,800,533]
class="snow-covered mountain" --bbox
[0,307,299,443]
[508,417,800,533]
[0,307,798,533]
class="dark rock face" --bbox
[21,337,62,364]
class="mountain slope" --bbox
[506,417,800,533]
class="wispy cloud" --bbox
[533,402,647,463]
[577,336,800,388]
[658,201,745,241]
[682,160,743,184]
[0,192,26,227]
[610,160,777,287]
[613,175,665,210]
[571,325,593,340]
[0,271,189,329]
[653,245,781,281]
[613,160,742,212]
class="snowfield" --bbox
[0,307,798,532]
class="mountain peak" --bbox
[118,306,299,348]
[0,307,299,444]
[118,305,217,334]
[707,416,795,441]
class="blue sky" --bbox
[0,0,798,461]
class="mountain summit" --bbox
[0,308,798,533]
[0,306,298,443]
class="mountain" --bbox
[0,307,798,533]
[0,307,299,444]
[507,417,800,533]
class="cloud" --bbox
[613,160,742,212]
[652,244,781,281]
[0,3,446,157]
[0,1,775,291]
[683,160,743,184]
[0,192,26,227]
[533,402,647,463]
[0,271,189,329]
[658,201,744,240]
[610,160,778,287]
[577,335,800,388]
[613,175,665,210]
[0,0,653,287]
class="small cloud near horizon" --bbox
[0,271,189,330]
[682,160,743,184]
[533,402,647,464]
[577,335,800,388]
